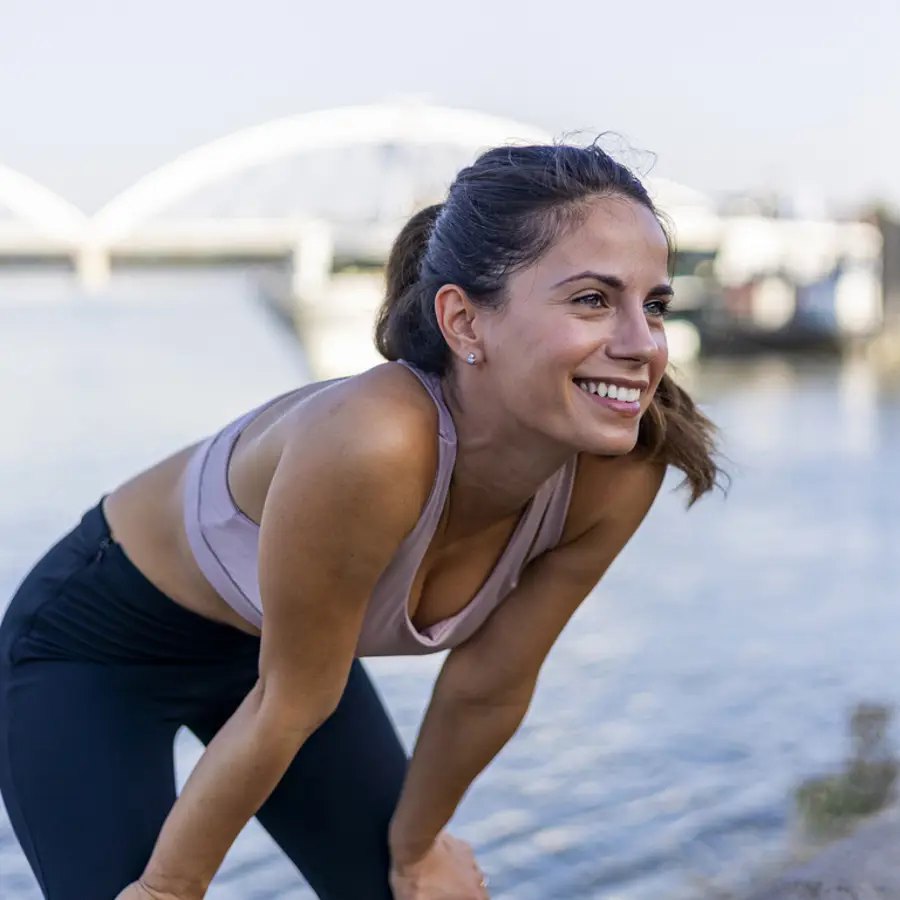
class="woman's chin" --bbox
[577,425,640,457]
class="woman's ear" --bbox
[434,284,483,365]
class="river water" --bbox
[1,269,899,899]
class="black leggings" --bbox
[0,503,408,900]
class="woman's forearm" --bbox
[388,671,532,865]
[141,683,322,898]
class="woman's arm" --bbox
[389,459,666,866]
[139,391,437,899]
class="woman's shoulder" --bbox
[561,451,666,542]
[277,362,442,504]
[291,362,440,449]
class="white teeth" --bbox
[575,380,642,402]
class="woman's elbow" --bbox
[254,674,346,744]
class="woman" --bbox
[0,142,721,900]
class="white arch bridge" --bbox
[0,100,717,266]
[0,100,724,375]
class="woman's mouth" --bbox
[573,378,643,416]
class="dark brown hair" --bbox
[374,143,724,505]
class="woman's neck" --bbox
[440,374,575,537]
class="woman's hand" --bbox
[113,881,194,900]
[390,832,489,899]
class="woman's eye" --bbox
[645,298,672,318]
[573,292,607,309]
[573,293,672,317]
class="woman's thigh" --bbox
[188,660,409,900]
[0,657,180,900]
[0,502,260,900]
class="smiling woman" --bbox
[0,140,724,900]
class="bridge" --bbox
[0,100,883,377]
[0,100,725,375]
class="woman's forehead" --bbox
[525,199,670,289]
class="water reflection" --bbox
[0,272,899,899]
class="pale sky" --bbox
[0,0,897,214]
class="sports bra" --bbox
[182,360,577,657]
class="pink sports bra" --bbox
[182,361,577,657]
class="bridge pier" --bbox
[288,221,386,380]
[290,220,334,303]
[75,244,111,292]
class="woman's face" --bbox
[477,195,671,457]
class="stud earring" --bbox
[466,352,477,365]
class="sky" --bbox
[0,0,897,215]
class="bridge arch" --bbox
[88,101,554,245]
[0,162,86,241]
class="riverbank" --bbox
[745,804,900,899]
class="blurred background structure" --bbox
[1,1,900,898]
[0,96,898,380]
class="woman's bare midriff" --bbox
[101,448,261,636]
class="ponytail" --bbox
[374,203,450,373]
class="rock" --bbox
[743,805,900,899]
